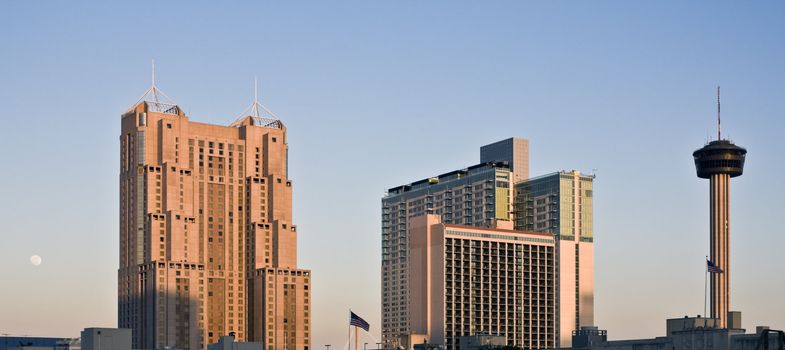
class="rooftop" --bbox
[386,161,511,195]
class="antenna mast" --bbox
[253,76,260,117]
[151,59,159,103]
[717,86,721,140]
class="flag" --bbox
[350,311,370,332]
[707,259,723,273]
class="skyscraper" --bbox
[382,162,514,347]
[118,81,311,350]
[513,171,595,347]
[382,139,594,349]
[692,88,746,328]
[382,139,529,346]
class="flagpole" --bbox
[704,256,708,318]
[355,326,359,350]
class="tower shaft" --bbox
[709,173,730,327]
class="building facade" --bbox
[382,162,514,347]
[118,86,311,350]
[382,139,595,349]
[513,171,595,347]
[409,215,557,350]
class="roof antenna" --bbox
[253,76,260,117]
[151,59,159,103]
[717,86,721,140]
[228,76,282,127]
[128,59,177,111]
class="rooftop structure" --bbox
[80,328,131,350]
[570,317,784,350]
[0,337,73,350]
[207,334,263,350]
[229,78,284,129]
[480,138,529,183]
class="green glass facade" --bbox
[513,171,594,241]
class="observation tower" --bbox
[692,87,747,328]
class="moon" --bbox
[30,255,42,266]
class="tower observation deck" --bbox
[692,87,746,329]
[693,140,746,179]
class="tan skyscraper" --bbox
[118,80,311,350]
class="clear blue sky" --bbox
[1,1,784,348]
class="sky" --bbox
[1,1,784,348]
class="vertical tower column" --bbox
[710,173,730,328]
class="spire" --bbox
[252,76,261,117]
[230,77,283,128]
[128,60,179,114]
[717,86,721,140]
[152,59,157,103]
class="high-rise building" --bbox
[118,82,311,350]
[382,162,514,347]
[382,139,595,349]
[513,171,595,347]
[480,138,529,183]
[692,88,746,328]
[382,139,529,346]
[408,215,557,350]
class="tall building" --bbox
[513,171,595,347]
[382,138,595,349]
[118,81,311,350]
[382,161,514,347]
[692,88,746,328]
[408,214,557,350]
[480,138,529,183]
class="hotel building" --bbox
[382,139,595,349]
[409,215,557,350]
[513,171,595,346]
[382,161,514,347]
[118,84,311,350]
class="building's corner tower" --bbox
[692,87,746,328]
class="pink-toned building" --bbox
[408,215,557,350]
[118,85,311,350]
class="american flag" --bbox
[350,311,370,332]
[707,259,723,273]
